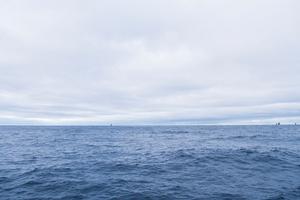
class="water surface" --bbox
[0,125,299,199]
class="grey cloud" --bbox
[0,0,300,125]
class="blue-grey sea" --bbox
[0,125,300,200]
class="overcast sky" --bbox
[0,0,299,125]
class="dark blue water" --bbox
[0,126,300,200]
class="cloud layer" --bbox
[0,0,300,125]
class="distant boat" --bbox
[276,122,281,126]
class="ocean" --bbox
[0,125,299,200]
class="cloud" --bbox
[0,0,300,125]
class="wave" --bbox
[212,134,268,140]
[162,130,189,134]
[265,186,300,200]
[1,126,300,200]
[159,147,299,169]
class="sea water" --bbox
[0,125,299,199]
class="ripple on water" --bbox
[0,126,300,200]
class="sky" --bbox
[0,0,300,125]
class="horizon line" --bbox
[0,123,297,127]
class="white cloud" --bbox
[0,0,299,124]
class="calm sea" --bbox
[0,125,299,199]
